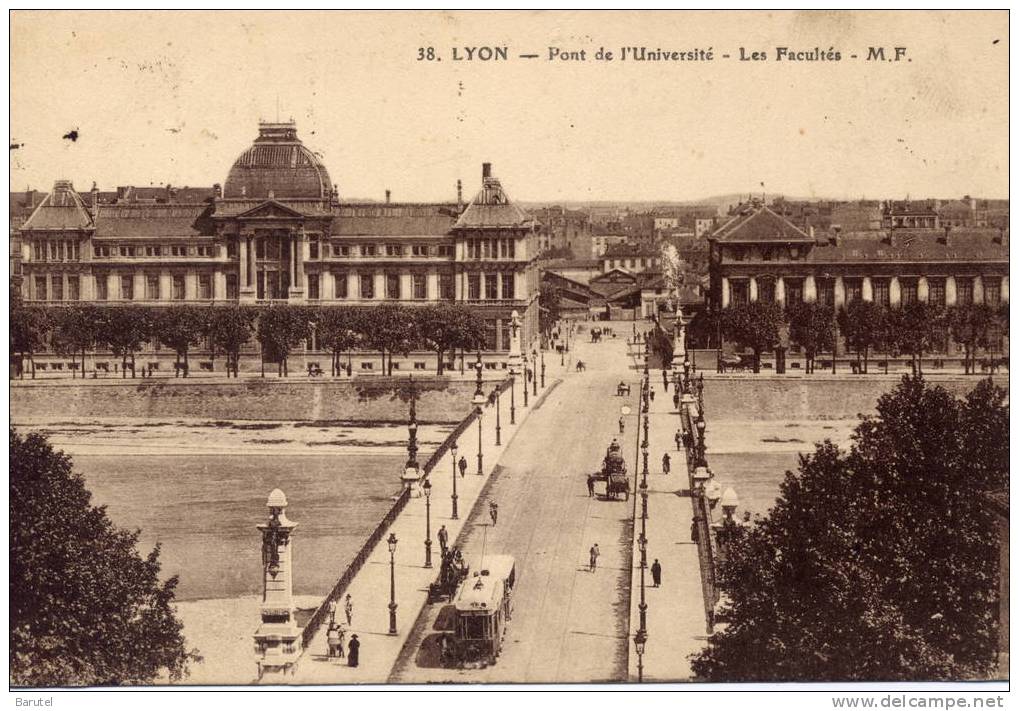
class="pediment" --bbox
[237,200,305,219]
[591,269,636,284]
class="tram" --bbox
[448,555,517,667]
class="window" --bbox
[227,239,238,259]
[817,279,834,306]
[484,320,498,350]
[197,245,213,257]
[172,274,185,300]
[120,245,136,257]
[121,275,133,301]
[361,244,377,257]
[145,274,159,300]
[411,244,429,257]
[730,280,749,306]
[34,276,48,300]
[485,274,498,300]
[872,279,890,306]
[900,279,918,305]
[843,277,860,301]
[386,273,401,299]
[785,279,804,306]
[72,241,80,260]
[145,245,159,257]
[360,272,374,299]
[437,245,454,258]
[333,244,350,257]
[67,276,79,301]
[984,277,1001,306]
[956,277,974,306]
[928,278,946,306]
[501,273,515,300]
[413,273,426,299]
[94,245,111,258]
[171,245,187,257]
[386,244,403,257]
[308,273,320,300]
[226,274,238,300]
[198,273,212,300]
[256,239,265,259]
[468,273,481,300]
[51,276,63,301]
[309,240,319,260]
[57,242,65,261]
[33,242,43,261]
[757,279,775,304]
[96,275,108,300]
[439,273,454,300]
[334,272,348,298]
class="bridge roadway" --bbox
[391,330,642,683]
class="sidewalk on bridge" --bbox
[284,359,562,685]
[627,378,709,683]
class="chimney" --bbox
[90,182,99,217]
[385,189,391,204]
[829,225,842,247]
[482,162,492,179]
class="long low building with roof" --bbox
[16,121,544,368]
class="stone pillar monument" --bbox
[508,310,523,373]
[254,489,301,680]
[673,307,687,361]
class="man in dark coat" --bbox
[458,456,467,478]
[437,525,449,557]
[651,559,662,587]
[347,634,360,667]
[662,452,671,475]
[675,429,683,452]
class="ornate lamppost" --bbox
[449,441,459,520]
[532,349,538,397]
[422,478,433,568]
[387,532,398,634]
[634,628,647,683]
[473,352,486,476]
[494,386,502,446]
[509,310,521,425]
[640,435,650,521]
[522,354,529,408]
[695,413,707,465]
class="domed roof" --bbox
[223,122,331,200]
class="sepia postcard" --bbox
[7,9,1010,703]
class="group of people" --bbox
[326,594,359,666]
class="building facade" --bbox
[708,202,1009,354]
[16,122,541,363]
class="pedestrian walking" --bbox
[347,634,360,667]
[587,475,595,497]
[651,559,662,587]
[673,392,680,411]
[458,456,467,478]
[662,452,671,475]
[437,525,449,556]
[336,624,346,658]
[489,501,499,526]
[662,371,669,391]
[675,429,683,452]
[649,387,655,403]
[328,598,337,625]
[589,543,600,572]
[344,593,353,626]
[618,416,625,434]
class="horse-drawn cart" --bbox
[588,439,630,500]
[616,381,631,396]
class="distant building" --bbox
[532,206,593,257]
[15,121,543,368]
[882,199,940,229]
[600,242,661,274]
[708,201,1009,355]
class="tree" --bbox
[10,301,50,379]
[154,306,208,378]
[10,429,199,685]
[691,377,1007,681]
[948,303,996,375]
[97,306,154,378]
[207,306,257,377]
[720,302,783,373]
[255,304,312,377]
[888,302,945,376]
[51,305,102,378]
[786,303,835,374]
[837,300,885,373]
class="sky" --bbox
[9,10,1009,203]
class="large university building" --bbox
[17,122,542,361]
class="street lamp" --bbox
[509,365,517,425]
[387,532,398,634]
[720,487,740,522]
[634,628,647,683]
[419,477,433,569]
[494,387,502,446]
[639,478,649,522]
[472,352,486,476]
[522,354,529,407]
[540,349,546,388]
[449,442,459,520]
[532,349,538,397]
[695,414,706,464]
[638,530,648,570]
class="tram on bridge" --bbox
[447,555,517,668]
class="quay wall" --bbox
[701,374,1009,421]
[10,377,498,424]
